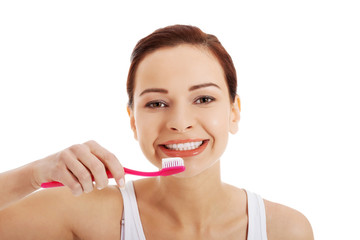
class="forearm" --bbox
[0,161,40,210]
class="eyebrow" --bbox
[139,82,220,97]
[139,88,168,96]
[188,82,221,91]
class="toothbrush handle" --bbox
[41,168,160,188]
[124,167,160,177]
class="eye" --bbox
[194,96,215,104]
[145,100,168,108]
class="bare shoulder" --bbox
[264,199,314,240]
[0,185,123,240]
[68,185,123,239]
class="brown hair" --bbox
[126,24,237,108]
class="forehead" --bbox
[134,44,227,91]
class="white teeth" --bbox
[165,141,203,151]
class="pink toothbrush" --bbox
[41,157,185,188]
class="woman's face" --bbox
[129,44,240,177]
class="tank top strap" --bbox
[245,190,268,240]
[119,181,146,240]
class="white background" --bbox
[0,0,359,239]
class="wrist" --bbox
[29,160,44,190]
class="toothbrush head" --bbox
[160,157,185,176]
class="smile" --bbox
[164,141,203,151]
[159,139,209,158]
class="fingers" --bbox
[68,144,108,191]
[84,140,125,188]
[59,169,83,196]
[48,151,83,196]
[49,140,124,196]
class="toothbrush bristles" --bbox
[162,157,184,169]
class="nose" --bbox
[166,105,194,133]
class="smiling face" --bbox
[129,44,240,177]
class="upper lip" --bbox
[160,138,208,145]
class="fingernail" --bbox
[118,178,125,189]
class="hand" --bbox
[33,140,125,196]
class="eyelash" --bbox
[194,95,216,104]
[145,96,215,109]
[145,100,168,108]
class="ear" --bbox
[127,106,138,140]
[229,95,241,134]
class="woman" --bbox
[0,25,313,239]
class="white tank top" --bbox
[120,181,267,240]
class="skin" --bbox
[0,44,314,239]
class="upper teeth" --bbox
[165,141,203,151]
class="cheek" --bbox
[135,112,161,157]
[200,105,231,133]
[199,106,230,152]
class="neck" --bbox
[153,161,229,228]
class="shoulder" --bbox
[0,185,123,239]
[63,185,124,238]
[41,185,124,239]
[30,185,123,220]
[264,199,314,240]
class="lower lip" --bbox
[159,140,209,158]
